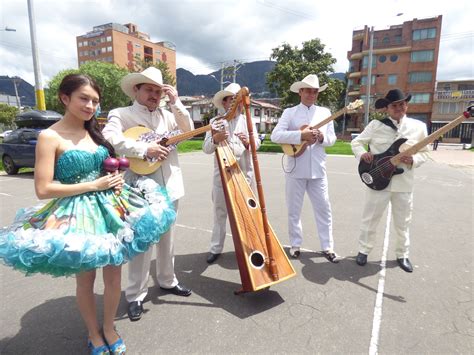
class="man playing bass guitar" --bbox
[351,89,429,273]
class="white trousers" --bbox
[209,179,228,254]
[125,201,179,303]
[358,189,413,258]
[285,176,334,251]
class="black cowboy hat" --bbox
[374,89,412,109]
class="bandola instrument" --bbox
[122,100,243,175]
[215,87,296,294]
[359,109,472,190]
[281,99,364,157]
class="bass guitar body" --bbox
[358,138,407,191]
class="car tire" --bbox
[2,155,19,175]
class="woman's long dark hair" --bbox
[58,74,116,157]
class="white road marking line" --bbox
[0,192,12,196]
[369,203,392,355]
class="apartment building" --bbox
[76,23,176,77]
[346,16,442,131]
[432,79,474,143]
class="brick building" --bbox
[346,16,442,132]
[76,23,176,77]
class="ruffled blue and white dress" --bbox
[0,146,176,277]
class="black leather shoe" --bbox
[356,252,367,266]
[206,253,220,264]
[160,283,192,297]
[397,258,413,273]
[127,301,143,322]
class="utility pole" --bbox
[12,77,21,108]
[27,0,46,110]
[232,60,243,83]
[364,26,374,127]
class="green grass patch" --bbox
[177,139,204,153]
[258,138,353,155]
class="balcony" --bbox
[434,90,474,101]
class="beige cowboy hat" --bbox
[290,74,328,93]
[212,82,241,110]
[120,67,164,98]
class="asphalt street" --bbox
[0,149,472,354]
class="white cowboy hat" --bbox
[120,67,163,98]
[212,82,241,110]
[290,74,328,93]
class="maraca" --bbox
[103,157,119,172]
[118,157,130,171]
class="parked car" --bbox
[0,128,41,174]
[0,130,13,139]
[0,110,62,175]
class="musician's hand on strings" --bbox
[315,129,324,144]
[301,126,318,145]
[146,143,170,161]
[211,119,228,144]
[162,84,178,105]
[361,152,373,164]
[235,132,249,149]
[400,155,413,166]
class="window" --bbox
[82,41,88,47]
[254,109,261,116]
[107,46,112,52]
[411,50,434,62]
[378,55,386,63]
[78,42,83,47]
[394,35,402,43]
[382,36,390,45]
[440,102,458,114]
[412,28,436,41]
[388,74,397,85]
[101,47,107,54]
[362,55,376,69]
[411,93,430,103]
[390,54,398,62]
[409,72,432,83]
[106,36,112,42]
[360,75,375,85]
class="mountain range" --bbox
[176,60,345,97]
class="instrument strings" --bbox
[219,141,268,254]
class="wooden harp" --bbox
[215,87,296,294]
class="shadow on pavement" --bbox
[115,251,287,320]
[299,253,407,303]
[0,296,90,354]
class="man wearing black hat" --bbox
[351,89,429,273]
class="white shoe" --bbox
[289,247,300,258]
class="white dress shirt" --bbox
[103,100,193,201]
[351,115,429,192]
[271,103,336,179]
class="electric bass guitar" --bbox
[123,90,246,175]
[281,99,363,157]
[359,109,472,190]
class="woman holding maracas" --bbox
[0,74,175,354]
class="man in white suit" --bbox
[202,83,260,264]
[103,67,193,321]
[351,89,429,273]
[270,74,339,262]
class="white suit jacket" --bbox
[270,103,336,179]
[203,113,260,184]
[103,100,193,201]
[351,115,429,192]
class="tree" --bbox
[133,55,176,86]
[45,61,130,114]
[267,39,346,110]
[0,104,19,127]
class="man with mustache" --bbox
[103,67,193,322]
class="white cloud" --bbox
[0,0,472,87]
